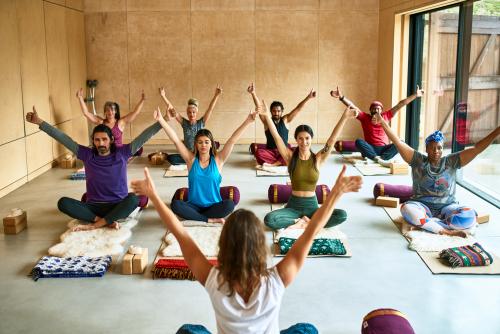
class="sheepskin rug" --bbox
[162,224,222,257]
[404,230,477,252]
[48,208,140,257]
[275,227,347,241]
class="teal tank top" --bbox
[188,156,222,207]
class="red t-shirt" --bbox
[357,109,394,146]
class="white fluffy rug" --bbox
[48,208,140,257]
[404,230,477,252]
[162,224,222,257]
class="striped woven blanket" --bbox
[153,258,218,280]
[439,243,493,268]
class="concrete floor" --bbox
[1,145,499,334]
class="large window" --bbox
[407,0,500,207]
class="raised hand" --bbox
[344,106,359,119]
[307,89,317,99]
[330,86,343,99]
[215,84,223,96]
[372,111,383,124]
[247,82,255,94]
[332,165,363,194]
[26,106,43,125]
[416,85,424,98]
[159,87,166,97]
[131,167,157,198]
[168,107,177,120]
[153,106,165,122]
[140,90,146,101]
[76,88,84,100]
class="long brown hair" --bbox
[217,209,270,297]
[288,124,318,175]
[193,129,218,158]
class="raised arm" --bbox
[131,168,213,285]
[330,86,361,111]
[373,112,414,163]
[159,87,182,124]
[276,165,362,287]
[459,126,500,167]
[284,89,316,124]
[316,106,356,165]
[120,91,146,125]
[202,85,222,124]
[247,83,266,125]
[26,106,79,155]
[129,115,162,155]
[76,88,103,125]
[391,85,424,116]
[155,107,194,165]
[217,108,258,166]
[261,101,293,163]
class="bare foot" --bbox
[288,216,310,229]
[71,224,96,232]
[439,229,467,238]
[208,218,225,224]
[107,222,121,230]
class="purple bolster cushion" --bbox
[81,193,148,208]
[268,184,331,204]
[249,143,267,155]
[172,186,240,205]
[334,140,358,152]
[373,183,412,202]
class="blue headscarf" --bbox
[425,130,445,146]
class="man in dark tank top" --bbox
[247,83,315,166]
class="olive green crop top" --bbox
[290,155,319,192]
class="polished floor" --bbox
[0,145,499,334]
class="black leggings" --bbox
[170,200,234,222]
[57,193,139,225]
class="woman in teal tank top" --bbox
[155,106,259,223]
[263,101,358,230]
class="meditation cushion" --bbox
[81,193,149,209]
[268,184,330,204]
[172,186,240,205]
[361,308,415,334]
[334,140,358,152]
[373,183,412,202]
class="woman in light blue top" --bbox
[155,106,258,223]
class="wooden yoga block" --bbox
[390,162,409,175]
[477,214,489,224]
[132,248,148,274]
[375,196,400,208]
[3,210,28,235]
[122,249,149,275]
[59,154,76,169]
[122,254,134,275]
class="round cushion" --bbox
[373,183,412,202]
[268,184,331,204]
[172,186,240,205]
[361,308,415,334]
[334,140,358,152]
[81,193,148,209]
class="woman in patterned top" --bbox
[375,112,499,236]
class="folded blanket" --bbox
[278,237,346,256]
[69,171,86,180]
[439,243,493,268]
[153,258,218,280]
[168,164,187,171]
[30,256,112,281]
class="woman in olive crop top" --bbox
[263,101,357,230]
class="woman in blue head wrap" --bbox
[373,112,499,236]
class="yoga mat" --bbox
[382,206,500,275]
[256,165,289,177]
[164,169,188,177]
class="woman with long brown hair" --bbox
[131,165,362,333]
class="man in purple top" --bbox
[26,106,162,231]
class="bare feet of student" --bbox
[107,222,120,230]
[288,216,310,229]
[72,224,96,232]
[439,229,467,238]
[208,218,225,224]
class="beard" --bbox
[97,146,109,154]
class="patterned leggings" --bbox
[401,201,477,234]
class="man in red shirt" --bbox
[331,86,424,165]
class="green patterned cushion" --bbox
[278,237,346,255]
